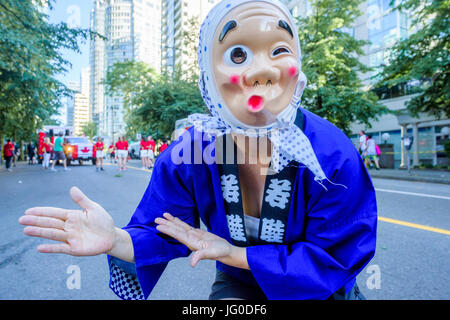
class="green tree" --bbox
[177,16,201,82]
[378,0,449,118]
[104,61,159,111]
[297,0,388,135]
[104,61,159,138]
[130,75,206,139]
[444,140,450,159]
[0,0,92,160]
[82,122,98,139]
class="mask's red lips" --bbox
[248,95,264,113]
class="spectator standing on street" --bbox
[108,142,116,163]
[42,138,53,170]
[27,142,35,165]
[358,131,367,159]
[115,138,121,170]
[95,137,105,172]
[147,136,155,169]
[122,136,129,170]
[115,137,126,172]
[3,139,14,172]
[139,136,149,170]
[50,132,70,172]
[364,135,380,170]
[159,139,168,154]
[12,140,19,167]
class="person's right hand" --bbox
[19,187,116,256]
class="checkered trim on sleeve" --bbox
[109,263,145,300]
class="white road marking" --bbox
[375,188,450,201]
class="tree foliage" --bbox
[0,0,91,156]
[378,0,449,118]
[104,60,206,140]
[444,139,450,159]
[177,16,201,82]
[104,61,159,111]
[104,61,159,139]
[129,75,206,139]
[82,121,98,139]
[297,0,388,135]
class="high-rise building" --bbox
[73,93,90,136]
[90,0,107,134]
[161,0,220,74]
[90,0,161,140]
[65,81,81,127]
[81,67,91,98]
[71,70,92,136]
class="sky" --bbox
[48,0,93,85]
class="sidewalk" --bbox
[368,168,450,185]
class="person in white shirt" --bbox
[364,134,380,170]
[358,131,367,157]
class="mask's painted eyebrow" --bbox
[219,20,237,42]
[278,20,294,38]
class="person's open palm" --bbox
[19,187,115,256]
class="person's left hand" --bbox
[155,213,232,267]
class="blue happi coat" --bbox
[107,108,377,300]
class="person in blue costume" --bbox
[19,0,377,300]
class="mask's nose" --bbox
[244,57,281,87]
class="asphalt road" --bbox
[0,161,448,300]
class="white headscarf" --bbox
[188,0,329,185]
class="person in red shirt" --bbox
[147,136,155,169]
[42,138,53,170]
[94,137,105,172]
[3,139,14,172]
[115,137,124,171]
[139,137,148,170]
[122,136,129,171]
[108,143,115,163]
[159,139,169,154]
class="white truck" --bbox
[64,136,97,166]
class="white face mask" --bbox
[189,0,329,185]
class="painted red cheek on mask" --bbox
[288,66,298,77]
[230,75,240,85]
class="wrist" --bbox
[219,245,249,270]
[106,227,134,262]
[106,227,121,256]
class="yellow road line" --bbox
[379,216,450,236]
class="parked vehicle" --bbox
[64,136,96,166]
[128,142,141,160]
